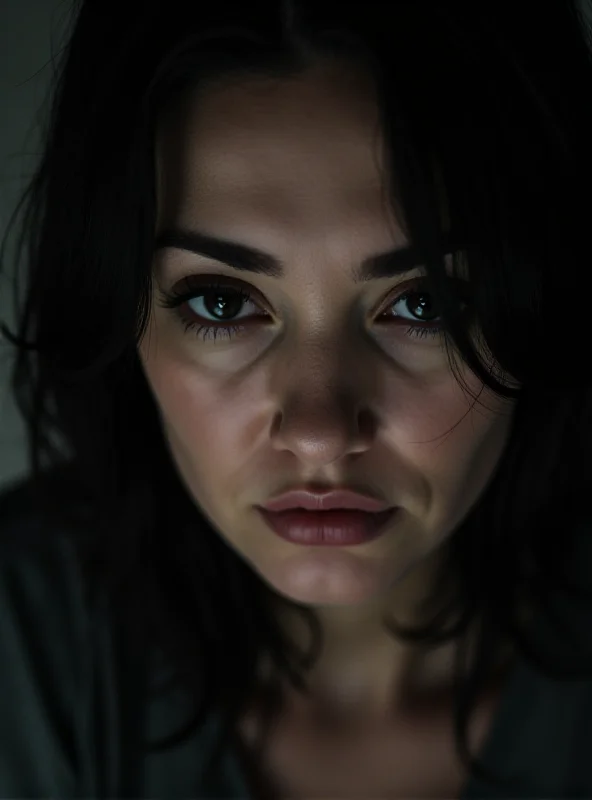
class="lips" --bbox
[256,507,398,546]
[261,488,392,513]
[257,486,397,546]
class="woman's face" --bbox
[139,58,516,610]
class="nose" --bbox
[270,391,376,468]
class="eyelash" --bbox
[157,277,454,344]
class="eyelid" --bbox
[161,273,270,311]
[370,275,432,316]
[163,271,426,300]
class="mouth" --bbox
[255,506,399,547]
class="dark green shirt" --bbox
[1,477,592,798]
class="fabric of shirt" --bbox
[1,473,592,799]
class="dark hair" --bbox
[3,0,592,793]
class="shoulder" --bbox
[0,466,99,796]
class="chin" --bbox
[262,548,398,607]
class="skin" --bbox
[138,56,517,728]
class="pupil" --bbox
[210,291,241,319]
[411,292,434,319]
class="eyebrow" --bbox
[154,227,456,282]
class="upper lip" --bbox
[259,487,393,513]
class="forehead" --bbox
[155,59,391,224]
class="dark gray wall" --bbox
[0,0,72,487]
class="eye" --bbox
[156,275,469,345]
[377,278,470,339]
[377,279,450,342]
[157,276,269,343]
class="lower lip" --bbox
[256,507,398,546]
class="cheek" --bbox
[138,348,262,504]
[382,373,514,527]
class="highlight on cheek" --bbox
[155,272,472,347]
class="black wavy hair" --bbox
[2,0,592,793]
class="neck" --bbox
[262,548,454,722]
[259,547,523,727]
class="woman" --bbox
[1,0,592,797]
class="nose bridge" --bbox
[277,327,359,405]
[269,332,377,464]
